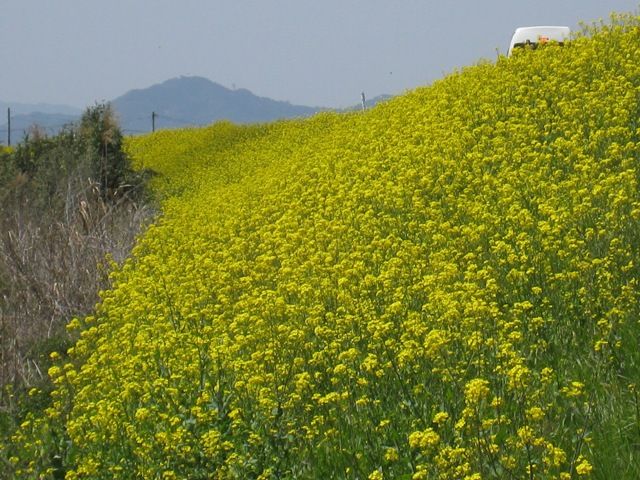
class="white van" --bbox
[508,26,570,56]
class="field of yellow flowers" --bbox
[7,13,640,480]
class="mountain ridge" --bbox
[0,77,391,141]
[112,76,323,133]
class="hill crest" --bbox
[112,76,322,133]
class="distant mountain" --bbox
[111,76,323,134]
[0,77,393,142]
[0,101,81,117]
[0,112,79,143]
[0,102,81,143]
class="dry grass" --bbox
[0,176,153,394]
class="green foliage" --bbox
[0,145,15,181]
[8,127,80,212]
[78,103,148,201]
[6,103,150,208]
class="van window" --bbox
[511,40,565,51]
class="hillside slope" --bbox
[10,14,640,479]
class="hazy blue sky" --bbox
[2,1,639,109]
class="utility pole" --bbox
[7,108,11,146]
[152,111,157,133]
[361,92,366,112]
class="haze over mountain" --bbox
[111,76,323,134]
[0,76,391,142]
[0,102,82,142]
[0,101,81,117]
[0,112,79,141]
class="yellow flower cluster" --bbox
[9,11,640,479]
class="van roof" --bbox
[513,26,571,34]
